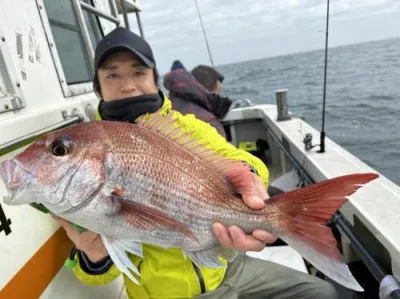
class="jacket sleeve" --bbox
[70,248,121,285]
[173,111,270,188]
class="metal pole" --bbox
[193,0,214,67]
[71,0,95,68]
[119,0,130,29]
[275,89,291,121]
[135,10,145,38]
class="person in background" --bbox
[191,64,224,95]
[163,60,232,139]
[187,62,284,197]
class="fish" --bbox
[0,111,378,291]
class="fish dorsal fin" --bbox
[136,112,249,175]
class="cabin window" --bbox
[42,0,103,85]
[39,0,119,97]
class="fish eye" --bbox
[50,136,73,157]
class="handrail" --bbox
[72,0,95,67]
[135,10,145,38]
[0,114,83,155]
[119,0,130,29]
[108,0,119,21]
[80,1,120,24]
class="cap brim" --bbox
[96,45,155,70]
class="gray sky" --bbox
[128,0,400,73]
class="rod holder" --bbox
[275,89,291,121]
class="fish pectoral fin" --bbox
[185,246,239,268]
[117,239,143,258]
[119,200,195,239]
[101,235,141,285]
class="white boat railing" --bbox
[0,110,83,155]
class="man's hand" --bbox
[52,215,109,262]
[213,173,278,251]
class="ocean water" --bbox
[218,37,400,185]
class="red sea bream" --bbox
[0,112,378,291]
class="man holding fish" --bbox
[56,26,342,298]
[0,27,378,299]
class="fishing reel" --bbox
[303,133,322,152]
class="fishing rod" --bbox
[193,0,215,67]
[318,0,330,153]
[302,0,330,153]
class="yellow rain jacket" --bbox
[71,94,269,299]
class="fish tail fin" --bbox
[268,173,378,291]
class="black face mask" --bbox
[98,92,163,123]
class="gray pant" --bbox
[195,253,340,299]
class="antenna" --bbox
[319,0,330,153]
[193,0,215,67]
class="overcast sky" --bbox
[128,0,400,73]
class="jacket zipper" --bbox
[192,261,206,294]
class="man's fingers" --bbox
[51,215,76,235]
[76,231,100,249]
[60,224,80,243]
[252,230,278,244]
[253,174,269,200]
[240,174,269,210]
[228,226,265,252]
[242,195,265,209]
[51,214,103,253]
[213,223,233,248]
[51,215,83,245]
[51,215,71,228]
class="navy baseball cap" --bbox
[94,26,156,70]
[170,60,186,71]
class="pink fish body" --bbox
[0,112,378,290]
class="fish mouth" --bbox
[0,160,31,205]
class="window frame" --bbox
[36,0,112,98]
